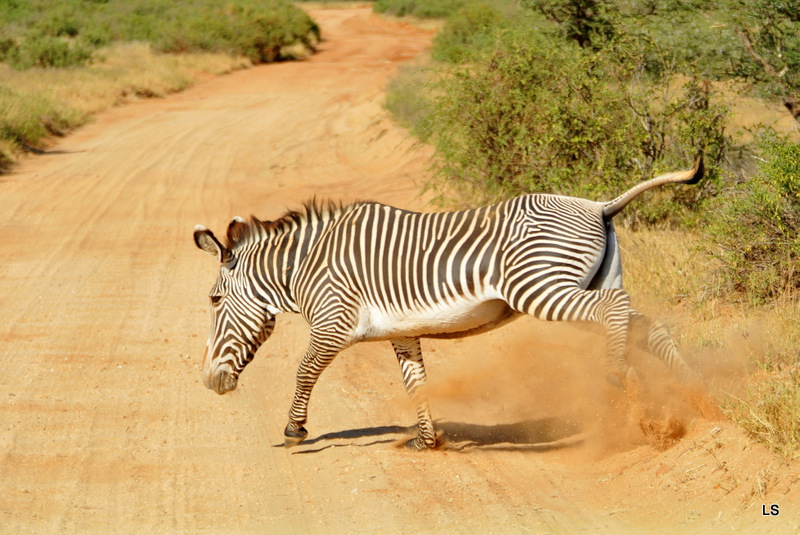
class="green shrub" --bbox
[711,130,800,304]
[420,32,637,204]
[417,27,729,225]
[431,2,506,63]
[373,0,468,18]
[0,86,84,145]
[3,35,94,69]
[521,0,615,50]
[0,0,319,70]
[150,3,320,62]
[385,63,433,130]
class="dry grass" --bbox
[0,43,249,167]
[8,42,250,114]
[618,225,800,458]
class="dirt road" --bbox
[1,7,797,534]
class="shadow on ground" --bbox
[280,418,585,454]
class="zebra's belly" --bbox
[354,297,515,341]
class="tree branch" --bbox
[737,28,799,121]
[737,28,781,78]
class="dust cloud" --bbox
[418,315,730,455]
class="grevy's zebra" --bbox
[194,157,704,450]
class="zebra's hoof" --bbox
[405,434,442,451]
[405,437,428,451]
[284,422,308,448]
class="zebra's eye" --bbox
[210,295,223,305]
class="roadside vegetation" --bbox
[0,0,319,170]
[380,0,800,458]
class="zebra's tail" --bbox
[602,154,704,219]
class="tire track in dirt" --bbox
[1,6,798,534]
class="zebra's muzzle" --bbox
[210,369,238,394]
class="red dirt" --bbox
[1,6,798,533]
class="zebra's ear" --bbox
[226,216,248,246]
[194,225,234,265]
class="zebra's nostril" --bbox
[213,370,238,394]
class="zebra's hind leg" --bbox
[391,337,440,450]
[525,287,636,388]
[628,311,723,420]
[629,312,697,382]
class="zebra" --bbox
[194,156,704,450]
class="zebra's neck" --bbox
[233,201,360,315]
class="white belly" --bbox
[354,294,512,341]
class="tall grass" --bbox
[0,44,249,170]
[619,226,800,459]
[0,0,319,170]
[373,0,469,18]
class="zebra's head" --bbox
[193,218,277,395]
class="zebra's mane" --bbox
[224,198,366,250]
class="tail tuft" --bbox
[602,154,705,219]
[681,153,704,185]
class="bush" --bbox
[419,32,637,204]
[0,0,319,70]
[417,27,729,225]
[0,86,84,146]
[522,0,616,50]
[150,3,320,62]
[711,130,800,304]
[373,0,468,18]
[3,35,94,69]
[431,2,506,63]
[385,63,433,130]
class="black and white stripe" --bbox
[194,157,703,449]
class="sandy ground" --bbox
[1,6,798,534]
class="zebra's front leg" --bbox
[391,337,440,450]
[284,336,342,447]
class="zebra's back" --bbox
[291,194,608,342]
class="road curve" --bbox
[1,7,795,534]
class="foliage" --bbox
[419,32,632,203]
[519,1,800,116]
[612,0,800,116]
[431,2,508,63]
[385,62,433,131]
[726,346,800,460]
[0,0,319,69]
[0,44,248,170]
[373,0,469,18]
[1,35,94,69]
[521,0,615,49]
[724,0,800,114]
[614,1,743,80]
[710,131,800,304]
[416,28,729,226]
[374,0,518,64]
